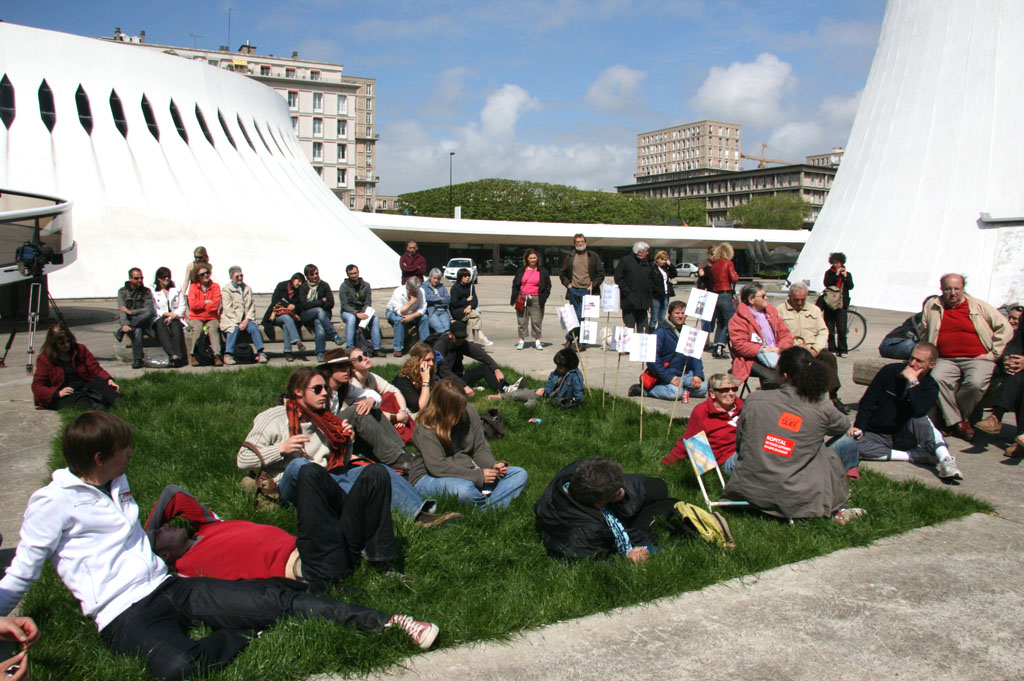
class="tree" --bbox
[727,194,812,230]
[397,179,706,226]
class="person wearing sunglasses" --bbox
[663,373,743,473]
[186,266,224,366]
[114,267,157,369]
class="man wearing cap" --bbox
[432,321,520,396]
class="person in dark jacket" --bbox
[115,267,156,369]
[32,324,121,410]
[431,321,513,395]
[262,272,307,361]
[297,263,343,362]
[613,242,653,332]
[510,249,552,350]
[534,458,677,562]
[339,264,382,356]
[648,250,677,331]
[856,342,962,480]
[637,301,706,400]
[976,322,1024,456]
[399,241,426,284]
[558,234,604,348]
[449,269,491,345]
[819,252,855,356]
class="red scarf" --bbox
[285,399,354,471]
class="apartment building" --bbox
[103,29,379,210]
[806,146,845,168]
[636,120,742,178]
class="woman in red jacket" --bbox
[708,242,740,359]
[663,373,744,473]
[728,283,793,387]
[186,266,223,366]
[32,324,120,410]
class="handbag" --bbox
[192,330,216,366]
[514,293,526,312]
[640,369,658,392]
[822,286,843,310]
[239,440,281,506]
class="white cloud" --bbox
[432,67,476,109]
[689,53,797,128]
[766,121,825,161]
[479,84,542,142]
[820,90,862,128]
[585,65,647,114]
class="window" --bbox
[218,109,236,149]
[260,65,270,76]
[287,91,298,109]
[195,105,214,145]
[313,117,323,137]
[366,98,372,110]
[365,126,372,138]
[140,94,158,140]
[237,114,256,151]
[312,141,323,160]
[285,67,295,78]
[337,168,346,186]
[109,89,128,138]
[76,85,93,134]
[314,166,323,177]
[365,112,372,124]
[207,59,218,66]
[365,84,372,96]
[349,196,355,208]
[291,116,298,134]
[337,143,346,161]
[38,80,56,132]
[337,94,347,113]
[310,70,320,81]
[366,155,372,167]
[337,119,347,137]
[169,100,187,142]
[253,118,272,153]
[313,92,323,112]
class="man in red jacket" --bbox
[399,241,426,284]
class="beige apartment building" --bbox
[103,29,379,210]
[636,120,742,178]
[806,146,845,168]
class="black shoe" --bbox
[628,383,642,397]
[132,359,144,369]
[832,398,850,415]
[114,328,125,343]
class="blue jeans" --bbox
[650,297,668,331]
[300,307,340,358]
[827,434,861,472]
[278,458,430,519]
[275,314,300,352]
[645,372,709,400]
[757,348,780,368]
[224,320,265,354]
[427,307,451,334]
[341,312,382,350]
[413,466,528,510]
[386,309,430,353]
[566,287,588,341]
[709,293,734,347]
[720,453,737,474]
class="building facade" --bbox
[103,29,379,210]
[636,120,742,178]
[616,164,837,226]
[806,147,845,168]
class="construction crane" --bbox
[740,143,795,168]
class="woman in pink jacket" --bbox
[728,283,793,388]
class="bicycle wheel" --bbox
[846,310,867,351]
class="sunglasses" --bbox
[712,386,739,393]
[198,271,210,277]
[352,354,367,362]
[130,276,143,281]
[307,384,327,395]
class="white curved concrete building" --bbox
[790,0,1024,312]
[0,22,399,297]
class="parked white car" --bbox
[443,258,478,283]
[675,262,699,277]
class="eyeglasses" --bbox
[307,384,327,395]
[130,276,143,281]
[352,355,367,362]
[712,386,739,393]
[198,271,210,277]
[157,275,170,280]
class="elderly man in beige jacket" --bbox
[779,282,846,413]
[920,273,1011,442]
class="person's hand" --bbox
[59,387,74,398]
[419,361,432,379]
[691,376,703,389]
[467,295,474,302]
[108,379,120,392]
[354,397,374,416]
[627,547,650,564]
[0,615,38,681]
[464,385,475,397]
[1005,355,1024,375]
[121,324,132,333]
[481,468,500,483]
[535,387,545,397]
[463,306,472,316]
[808,347,819,358]
[670,376,682,388]
[338,419,354,437]
[900,364,922,383]
[240,317,249,328]
[494,461,509,477]
[119,306,130,314]
[494,369,505,383]
[402,314,416,323]
[848,426,863,439]
[763,346,779,354]
[287,304,296,311]
[356,312,368,320]
[395,409,411,424]
[280,434,310,455]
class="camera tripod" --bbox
[0,276,65,373]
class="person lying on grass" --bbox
[487,348,584,408]
[146,469,402,591]
[0,411,439,681]
[237,367,459,528]
[410,378,529,510]
[534,457,679,563]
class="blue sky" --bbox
[2,0,887,195]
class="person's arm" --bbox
[236,409,293,470]
[853,370,887,430]
[172,288,188,319]
[566,369,586,401]
[30,354,61,408]
[321,285,336,313]
[989,305,1013,359]
[0,492,65,616]
[413,425,486,486]
[728,261,739,284]
[465,407,499,470]
[772,310,795,349]
[843,271,854,292]
[728,312,762,359]
[339,284,359,316]
[205,284,222,317]
[465,341,500,372]
[539,268,552,305]
[144,485,220,535]
[77,344,113,384]
[243,287,258,323]
[558,256,572,289]
[116,288,130,326]
[591,253,605,291]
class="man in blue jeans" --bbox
[385,277,430,357]
[558,233,604,350]
[297,263,344,362]
[637,300,708,401]
[339,264,382,356]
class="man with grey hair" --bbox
[221,265,268,364]
[920,273,1011,442]
[779,281,845,412]
[613,241,653,332]
[559,233,605,350]
[385,276,429,357]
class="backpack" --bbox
[192,330,216,366]
[233,343,257,364]
[669,501,736,549]
[353,326,374,356]
[479,408,505,439]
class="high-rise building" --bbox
[103,29,379,210]
[636,120,741,178]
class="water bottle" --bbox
[528,418,542,424]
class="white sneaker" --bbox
[504,376,525,393]
[937,457,963,481]
[223,354,236,365]
[516,341,525,350]
[535,340,544,350]
[479,336,494,346]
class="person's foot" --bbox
[628,383,642,397]
[564,338,574,350]
[937,456,963,481]
[535,340,544,350]
[370,349,378,358]
[316,354,325,363]
[213,356,224,367]
[832,398,850,415]
[113,328,125,342]
[256,353,268,364]
[132,359,144,369]
[190,356,199,367]
[394,350,403,357]
[950,421,976,443]
[479,336,494,346]
[1004,443,1024,458]
[503,376,525,393]
[296,341,306,352]
[516,340,525,350]
[385,615,439,650]
[284,352,295,362]
[332,336,344,346]
[833,507,867,525]
[223,354,236,365]
[974,413,1003,435]
[413,510,461,528]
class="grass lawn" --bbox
[18,364,991,680]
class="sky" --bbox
[1,0,888,196]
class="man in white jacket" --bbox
[0,412,438,681]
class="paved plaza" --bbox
[1,275,1021,680]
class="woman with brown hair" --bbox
[392,343,438,415]
[151,266,187,367]
[410,378,528,509]
[510,248,551,350]
[183,246,211,285]
[649,250,677,331]
[708,242,739,359]
[31,324,121,410]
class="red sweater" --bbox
[936,301,986,358]
[32,345,111,409]
[664,397,744,466]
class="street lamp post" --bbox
[449,151,455,218]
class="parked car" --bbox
[675,262,699,277]
[443,258,478,283]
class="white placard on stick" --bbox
[558,303,580,331]
[582,295,601,318]
[601,284,620,312]
[614,326,634,353]
[629,333,658,362]
[685,288,718,322]
[580,320,598,345]
[675,326,709,359]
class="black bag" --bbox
[479,408,505,439]
[192,331,216,366]
[233,343,257,364]
[353,326,374,356]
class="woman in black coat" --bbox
[510,249,552,350]
[648,250,677,331]
[819,252,855,356]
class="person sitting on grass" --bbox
[0,411,440,681]
[488,348,584,408]
[392,343,440,415]
[722,347,865,523]
[32,324,121,411]
[432,320,520,396]
[662,373,743,473]
[534,457,679,562]
[632,300,707,400]
[410,378,529,510]
[349,347,414,440]
[146,472,400,591]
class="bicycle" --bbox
[845,307,867,352]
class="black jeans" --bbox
[461,363,506,392]
[101,576,388,681]
[632,477,679,531]
[153,319,187,360]
[823,307,849,354]
[52,377,121,410]
[295,463,397,584]
[994,372,1024,436]
[622,306,649,333]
